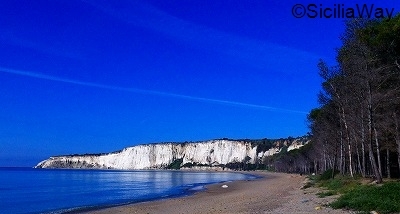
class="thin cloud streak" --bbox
[0,67,307,114]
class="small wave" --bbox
[188,185,205,191]
[45,207,81,214]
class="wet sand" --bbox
[88,171,352,214]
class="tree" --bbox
[269,14,400,180]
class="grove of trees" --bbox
[270,14,400,182]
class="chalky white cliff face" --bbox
[35,138,309,170]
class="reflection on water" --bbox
[0,168,257,214]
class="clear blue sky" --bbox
[1,0,398,166]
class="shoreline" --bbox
[65,170,260,214]
[83,171,268,214]
[87,171,352,214]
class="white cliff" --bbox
[287,138,308,152]
[35,137,309,170]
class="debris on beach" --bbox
[301,199,309,203]
[221,185,228,188]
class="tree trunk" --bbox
[331,156,336,179]
[368,83,383,183]
[361,141,367,176]
[392,64,400,176]
[314,160,318,174]
[373,127,382,177]
[341,108,354,177]
[361,109,367,177]
[356,141,363,175]
[386,148,391,178]
[394,113,400,175]
[323,144,327,172]
[347,139,354,177]
[340,107,354,177]
[340,132,344,174]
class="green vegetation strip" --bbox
[330,182,400,213]
[312,170,400,214]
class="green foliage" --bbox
[315,174,400,213]
[180,161,267,170]
[359,14,400,63]
[279,145,288,154]
[308,108,322,121]
[181,162,211,168]
[181,162,194,168]
[318,175,360,193]
[317,191,336,198]
[321,179,344,190]
[252,138,275,153]
[319,169,340,180]
[331,182,400,213]
[167,158,183,169]
[308,174,318,181]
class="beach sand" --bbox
[88,171,352,214]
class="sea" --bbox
[0,167,258,214]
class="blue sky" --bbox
[1,0,399,166]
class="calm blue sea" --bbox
[0,167,257,214]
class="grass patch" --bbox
[312,170,400,213]
[317,190,336,198]
[330,182,400,213]
[320,178,343,190]
[318,175,360,193]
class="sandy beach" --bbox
[88,171,352,214]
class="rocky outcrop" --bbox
[35,137,309,170]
